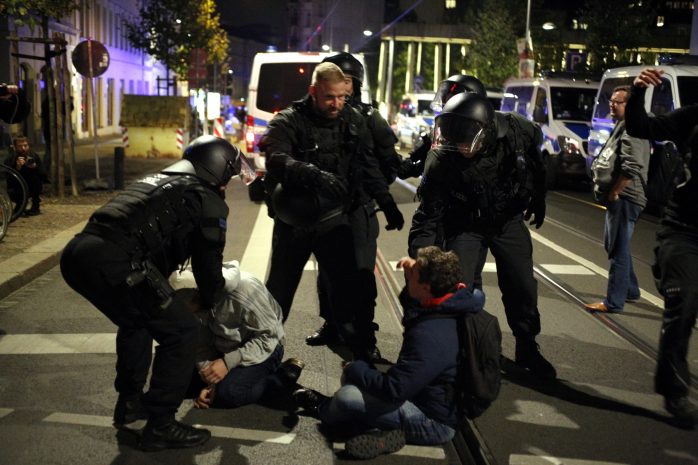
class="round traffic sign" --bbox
[72,40,110,78]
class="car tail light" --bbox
[245,115,255,153]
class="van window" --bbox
[533,87,548,123]
[550,87,596,121]
[678,76,698,106]
[593,77,635,120]
[650,78,674,115]
[257,62,317,113]
[501,86,533,116]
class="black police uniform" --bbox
[625,87,698,422]
[260,95,395,357]
[60,171,228,421]
[409,111,551,367]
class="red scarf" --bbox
[422,282,467,308]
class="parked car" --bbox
[244,51,371,200]
[395,92,436,150]
[502,74,599,188]
[587,58,698,212]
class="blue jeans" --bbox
[318,384,455,445]
[603,198,642,311]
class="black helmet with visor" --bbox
[431,74,487,113]
[434,92,495,157]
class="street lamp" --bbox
[542,22,556,30]
[363,30,372,37]
[322,44,330,51]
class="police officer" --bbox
[259,62,402,362]
[305,53,405,354]
[60,136,243,451]
[408,92,555,379]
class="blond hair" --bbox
[311,62,345,86]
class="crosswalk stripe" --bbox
[240,207,275,282]
[0,333,117,354]
[509,454,628,465]
[0,408,13,419]
[389,261,594,275]
[42,412,296,444]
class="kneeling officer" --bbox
[61,136,244,451]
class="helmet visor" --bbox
[236,155,256,185]
[434,121,487,157]
[431,80,464,113]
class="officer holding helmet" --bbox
[260,62,401,363]
[61,135,246,451]
[409,92,555,379]
[304,52,405,356]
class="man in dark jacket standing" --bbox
[293,246,485,459]
[60,136,243,450]
[625,67,698,429]
[259,62,403,362]
[408,92,555,379]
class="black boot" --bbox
[292,388,329,416]
[305,322,342,346]
[276,358,306,388]
[665,396,698,429]
[113,393,148,429]
[515,339,557,379]
[140,419,211,451]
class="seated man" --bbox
[170,260,305,409]
[293,246,486,460]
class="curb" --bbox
[0,221,86,300]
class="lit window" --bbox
[445,0,456,9]
[657,15,665,27]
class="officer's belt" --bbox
[82,221,143,257]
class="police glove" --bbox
[524,194,546,229]
[410,132,432,163]
[379,201,404,231]
[293,163,347,199]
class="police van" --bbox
[395,92,436,149]
[501,74,598,188]
[587,59,698,173]
[244,51,370,200]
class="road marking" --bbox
[530,230,663,308]
[506,401,579,428]
[334,442,446,459]
[0,333,116,354]
[390,261,594,276]
[510,454,627,465]
[42,412,296,444]
[240,206,274,282]
[0,408,13,418]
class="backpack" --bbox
[642,136,693,212]
[415,308,503,421]
[591,124,623,203]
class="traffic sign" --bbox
[72,39,110,78]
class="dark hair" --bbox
[415,246,463,297]
[612,85,631,95]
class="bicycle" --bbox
[0,164,28,222]
[0,190,10,242]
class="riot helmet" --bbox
[166,135,252,187]
[434,92,495,158]
[431,74,486,113]
[322,52,364,98]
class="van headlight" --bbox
[557,136,580,156]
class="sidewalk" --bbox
[0,135,175,299]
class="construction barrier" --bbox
[176,128,184,150]
[121,126,129,147]
[213,117,224,139]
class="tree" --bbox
[576,0,656,74]
[0,0,80,31]
[462,0,522,87]
[125,0,229,79]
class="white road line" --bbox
[333,442,446,459]
[509,454,627,465]
[391,261,594,276]
[530,230,663,308]
[240,206,275,282]
[0,408,13,418]
[0,333,116,354]
[42,412,296,444]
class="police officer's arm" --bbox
[367,110,401,184]
[523,123,547,229]
[189,190,228,309]
[408,150,448,257]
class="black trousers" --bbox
[266,218,370,351]
[446,217,541,340]
[653,227,698,399]
[60,233,198,419]
[317,203,379,346]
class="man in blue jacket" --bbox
[293,246,486,459]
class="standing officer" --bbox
[259,62,402,362]
[625,67,698,428]
[409,92,555,379]
[61,136,244,451]
[305,53,405,355]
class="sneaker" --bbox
[292,388,329,415]
[113,394,148,429]
[345,429,406,459]
[277,358,306,386]
[305,322,342,346]
[515,340,557,379]
[665,396,698,429]
[140,419,211,451]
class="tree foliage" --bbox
[125,0,229,78]
[0,0,80,31]
[462,0,521,87]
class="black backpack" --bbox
[642,128,695,212]
[414,308,503,421]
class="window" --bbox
[257,62,318,113]
[533,88,548,123]
[501,86,534,117]
[445,0,456,8]
[677,76,698,106]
